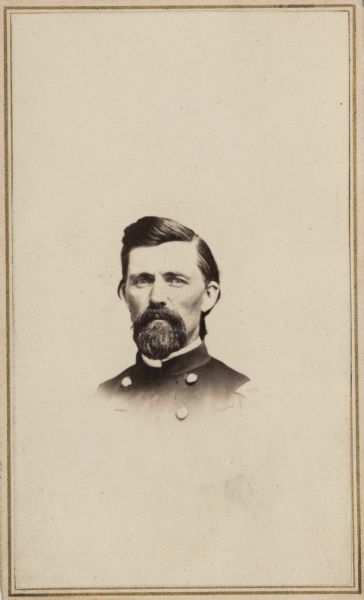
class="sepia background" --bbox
[8,6,356,590]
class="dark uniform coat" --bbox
[98,342,249,420]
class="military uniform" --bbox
[98,342,249,419]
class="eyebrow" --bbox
[129,272,154,282]
[128,271,191,281]
[164,271,191,281]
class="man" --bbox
[99,216,250,418]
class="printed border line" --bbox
[352,1,361,594]
[348,5,355,589]
[3,3,360,596]
[2,3,358,10]
[4,4,12,597]
[348,4,358,590]
[9,587,361,592]
[7,588,361,595]
[348,3,356,581]
[6,589,363,597]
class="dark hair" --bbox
[118,216,220,339]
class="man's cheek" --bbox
[179,293,204,311]
[126,299,142,321]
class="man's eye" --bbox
[166,276,186,287]
[134,277,151,287]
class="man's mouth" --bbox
[133,307,187,360]
[134,307,184,331]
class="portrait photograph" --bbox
[0,0,363,598]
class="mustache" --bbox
[133,306,185,330]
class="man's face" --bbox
[122,241,218,359]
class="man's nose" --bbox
[149,280,167,307]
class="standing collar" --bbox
[142,337,202,368]
[136,340,211,376]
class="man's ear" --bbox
[117,280,126,301]
[201,281,220,313]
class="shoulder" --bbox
[200,356,250,394]
[98,364,136,397]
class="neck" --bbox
[186,326,201,346]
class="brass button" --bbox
[185,372,198,385]
[120,376,132,388]
[175,405,188,420]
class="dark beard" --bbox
[133,307,187,360]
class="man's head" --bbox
[118,216,220,360]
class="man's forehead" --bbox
[128,241,200,273]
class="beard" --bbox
[133,307,187,360]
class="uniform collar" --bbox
[142,338,202,368]
[136,341,211,377]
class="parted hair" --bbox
[118,216,220,339]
